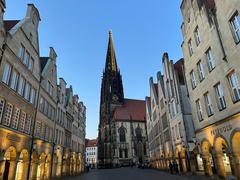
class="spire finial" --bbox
[109,29,112,36]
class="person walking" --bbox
[169,161,174,174]
[173,161,179,174]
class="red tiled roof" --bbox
[4,20,20,31]
[86,139,98,147]
[113,99,146,122]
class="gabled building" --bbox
[85,138,98,168]
[162,53,195,173]
[0,4,41,180]
[181,0,240,178]
[33,47,58,179]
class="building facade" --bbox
[181,0,240,179]
[85,139,98,168]
[0,3,86,180]
[146,54,195,173]
[162,54,195,173]
[98,31,148,168]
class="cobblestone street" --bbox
[59,168,218,180]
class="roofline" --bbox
[124,98,145,102]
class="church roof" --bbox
[113,99,146,122]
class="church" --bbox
[98,31,148,168]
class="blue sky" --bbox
[5,0,183,139]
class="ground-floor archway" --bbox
[231,131,240,179]
[29,151,39,180]
[201,140,216,176]
[214,136,233,178]
[15,149,29,180]
[1,146,17,180]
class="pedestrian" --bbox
[169,161,173,174]
[173,161,179,174]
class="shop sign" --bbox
[210,124,232,136]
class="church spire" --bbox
[105,30,118,72]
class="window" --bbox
[19,111,26,131]
[190,70,197,89]
[206,48,215,71]
[11,107,20,129]
[230,13,240,43]
[0,99,5,123]
[24,115,31,134]
[35,121,42,137]
[2,103,13,126]
[39,97,44,112]
[47,81,53,96]
[196,99,204,121]
[178,122,182,138]
[204,92,214,116]
[18,44,25,60]
[48,105,52,119]
[2,63,12,84]
[119,127,126,142]
[44,101,48,115]
[197,61,205,81]
[188,39,193,56]
[172,127,175,140]
[24,82,30,101]
[228,72,240,102]
[28,57,34,71]
[23,51,30,66]
[30,88,36,105]
[136,127,142,141]
[10,70,19,91]
[215,83,226,110]
[17,76,25,96]
[194,26,201,46]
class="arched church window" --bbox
[136,126,142,141]
[119,127,126,142]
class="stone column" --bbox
[228,153,235,175]
[8,159,17,180]
[188,152,196,174]
[22,160,30,180]
[202,155,213,176]
[233,154,240,180]
[0,160,5,180]
[30,161,38,180]
[214,153,226,179]
[181,158,188,173]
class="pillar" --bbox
[228,153,235,175]
[8,160,17,180]
[233,154,240,180]
[30,161,38,180]
[22,161,29,180]
[181,158,188,173]
[214,153,226,179]
[202,155,213,176]
[0,160,5,180]
[189,153,196,174]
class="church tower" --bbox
[98,30,124,168]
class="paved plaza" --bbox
[58,168,219,180]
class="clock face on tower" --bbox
[112,95,119,102]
